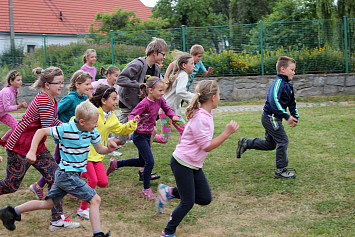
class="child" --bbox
[107,76,179,200]
[92,66,120,93]
[80,49,97,83]
[164,44,214,90]
[236,56,299,179]
[0,100,115,237]
[0,67,80,230]
[29,70,93,199]
[0,70,27,146]
[154,53,195,144]
[77,84,138,220]
[157,80,239,237]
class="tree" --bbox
[230,0,278,24]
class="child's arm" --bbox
[204,120,239,152]
[163,61,175,83]
[111,115,139,135]
[93,137,119,154]
[116,62,142,88]
[26,127,51,164]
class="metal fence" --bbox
[0,17,354,82]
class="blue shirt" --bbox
[188,61,207,88]
[57,91,88,123]
[50,120,102,172]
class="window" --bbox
[27,45,35,54]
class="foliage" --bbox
[0,44,25,68]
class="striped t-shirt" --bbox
[50,120,101,172]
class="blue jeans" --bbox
[164,157,212,235]
[116,131,154,189]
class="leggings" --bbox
[154,110,186,144]
[0,149,63,221]
[80,161,108,210]
[37,144,60,188]
[0,113,18,141]
[163,157,212,235]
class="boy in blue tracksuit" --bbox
[237,56,299,179]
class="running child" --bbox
[0,70,27,146]
[157,80,239,237]
[77,84,138,220]
[0,100,116,237]
[80,49,97,83]
[107,76,179,200]
[92,66,120,93]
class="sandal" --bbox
[138,171,161,181]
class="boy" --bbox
[236,56,299,179]
[0,100,117,237]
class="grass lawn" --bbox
[0,100,354,237]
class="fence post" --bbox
[43,34,47,68]
[343,16,349,73]
[259,20,264,76]
[182,25,186,52]
[110,30,114,65]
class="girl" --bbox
[157,80,239,237]
[154,53,195,144]
[91,66,120,93]
[106,76,179,200]
[29,70,93,199]
[0,67,80,231]
[77,84,138,220]
[80,49,97,83]
[0,70,27,146]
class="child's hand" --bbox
[26,150,36,164]
[20,100,27,109]
[288,116,298,128]
[107,138,118,153]
[172,116,180,122]
[133,115,140,123]
[207,67,214,75]
[225,120,239,136]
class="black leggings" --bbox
[164,157,212,235]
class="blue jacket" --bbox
[263,74,299,121]
[57,91,88,123]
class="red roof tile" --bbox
[0,0,152,34]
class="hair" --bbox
[31,66,63,89]
[75,99,99,121]
[69,70,92,91]
[190,44,205,56]
[5,70,21,105]
[185,80,219,120]
[276,56,296,73]
[145,37,168,56]
[90,84,117,108]
[99,65,120,77]
[82,49,96,63]
[166,53,192,92]
[139,76,164,96]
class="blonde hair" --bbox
[190,44,204,56]
[75,99,99,121]
[82,49,96,63]
[69,70,92,91]
[145,37,168,56]
[166,53,192,92]
[186,80,219,120]
[99,65,120,77]
[32,66,63,89]
[139,76,164,96]
[276,56,296,73]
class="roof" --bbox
[0,0,152,35]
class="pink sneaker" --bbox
[142,188,157,200]
[106,158,118,176]
[29,182,44,199]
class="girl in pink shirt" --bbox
[157,80,239,237]
[91,66,120,94]
[80,49,97,84]
[0,70,27,145]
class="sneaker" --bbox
[236,137,247,158]
[274,168,296,179]
[142,188,157,200]
[49,214,80,231]
[77,208,90,220]
[126,140,133,144]
[29,182,44,200]
[157,184,174,214]
[93,231,111,237]
[160,231,175,237]
[0,206,21,231]
[110,151,122,156]
[106,158,118,176]
[0,139,7,147]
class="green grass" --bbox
[0,100,354,236]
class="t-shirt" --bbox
[145,65,155,82]
[188,60,207,88]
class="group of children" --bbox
[0,36,299,237]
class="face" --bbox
[47,75,64,97]
[183,58,195,74]
[107,71,120,86]
[102,92,118,112]
[10,75,23,89]
[81,114,99,132]
[148,82,165,101]
[76,78,92,96]
[281,63,296,81]
[154,50,167,65]
[192,53,203,64]
[86,52,97,66]
[212,87,220,109]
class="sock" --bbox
[93,229,102,235]
[14,206,21,216]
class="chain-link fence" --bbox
[1,17,354,82]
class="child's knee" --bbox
[89,194,101,206]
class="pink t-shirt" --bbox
[173,108,214,168]
[80,64,97,82]
[91,79,119,93]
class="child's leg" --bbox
[172,117,186,143]
[245,114,277,150]
[0,114,18,141]
[154,111,172,143]
[94,161,108,188]
[37,144,60,188]
[17,198,55,213]
[89,194,101,232]
[193,169,212,206]
[80,161,97,211]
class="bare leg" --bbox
[17,199,55,213]
[89,194,101,231]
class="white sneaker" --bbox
[110,151,122,156]
[125,140,133,144]
[77,208,90,220]
[49,214,80,231]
